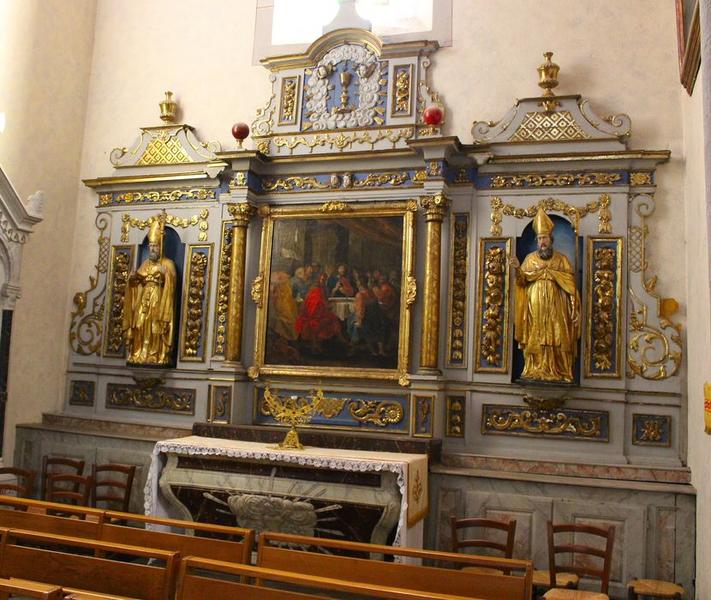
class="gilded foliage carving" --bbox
[588,244,619,375]
[121,209,209,243]
[446,396,465,437]
[104,248,132,356]
[262,176,329,192]
[101,188,216,206]
[348,400,404,426]
[483,405,606,440]
[213,224,232,356]
[491,172,621,188]
[182,250,209,359]
[106,382,195,414]
[447,215,468,367]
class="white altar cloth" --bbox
[144,435,428,548]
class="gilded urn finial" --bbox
[159,91,178,123]
[537,52,560,111]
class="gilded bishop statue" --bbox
[123,216,177,365]
[510,208,581,383]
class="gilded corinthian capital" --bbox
[419,194,450,222]
[227,202,256,226]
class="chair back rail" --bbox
[258,531,531,600]
[46,474,92,507]
[0,528,177,600]
[41,457,85,500]
[178,556,486,600]
[0,468,36,500]
[450,516,517,558]
[547,521,615,594]
[91,464,136,512]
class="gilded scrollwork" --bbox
[491,172,621,188]
[320,201,350,212]
[181,247,211,360]
[262,176,329,192]
[627,287,682,380]
[348,400,404,426]
[103,246,133,357]
[213,223,232,356]
[393,66,412,115]
[447,214,468,367]
[121,209,209,242]
[353,171,410,187]
[405,275,417,307]
[69,214,111,355]
[278,77,299,125]
[107,382,195,414]
[251,273,265,308]
[482,404,607,440]
[100,188,216,206]
[271,128,414,154]
[489,195,611,235]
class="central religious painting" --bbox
[251,202,415,384]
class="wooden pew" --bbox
[177,556,485,600]
[102,510,254,564]
[258,532,532,600]
[0,528,178,600]
[0,577,63,599]
[0,496,104,538]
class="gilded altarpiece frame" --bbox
[474,238,511,373]
[102,245,134,358]
[179,244,213,362]
[585,237,623,378]
[250,202,416,385]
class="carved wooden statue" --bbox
[123,216,177,365]
[510,208,581,383]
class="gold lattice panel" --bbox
[137,137,192,165]
[510,111,590,142]
[628,225,645,273]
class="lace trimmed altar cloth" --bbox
[144,435,428,547]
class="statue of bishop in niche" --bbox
[123,216,177,366]
[509,208,581,383]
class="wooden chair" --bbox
[90,464,136,512]
[177,556,482,600]
[45,474,92,508]
[0,469,36,499]
[450,516,516,574]
[0,527,178,600]
[40,456,85,500]
[627,577,685,599]
[258,530,533,600]
[542,522,615,600]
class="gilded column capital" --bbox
[419,194,450,222]
[228,202,256,226]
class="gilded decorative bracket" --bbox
[120,209,209,243]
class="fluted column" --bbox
[419,194,450,370]
[225,203,256,363]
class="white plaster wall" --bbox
[682,71,711,598]
[0,0,96,459]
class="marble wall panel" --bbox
[464,491,553,566]
[554,498,646,597]
[433,486,462,552]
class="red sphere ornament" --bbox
[231,122,249,148]
[422,105,443,126]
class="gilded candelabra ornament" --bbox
[123,214,177,366]
[510,208,581,383]
[261,387,325,450]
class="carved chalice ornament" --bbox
[262,386,324,450]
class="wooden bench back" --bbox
[0,576,63,599]
[258,532,532,600]
[102,511,254,564]
[178,556,485,600]
[0,503,104,539]
[0,528,178,600]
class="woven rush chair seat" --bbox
[533,569,580,588]
[543,589,609,600]
[627,578,685,599]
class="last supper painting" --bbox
[252,203,415,382]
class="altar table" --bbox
[144,435,428,548]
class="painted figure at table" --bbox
[327,263,355,297]
[509,208,580,383]
[123,217,177,365]
[295,272,343,352]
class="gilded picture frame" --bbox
[676,0,700,94]
[249,201,417,385]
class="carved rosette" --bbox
[69,214,111,356]
[585,238,623,378]
[446,214,469,368]
[474,238,511,373]
[212,223,233,357]
[102,245,134,357]
[180,245,212,362]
